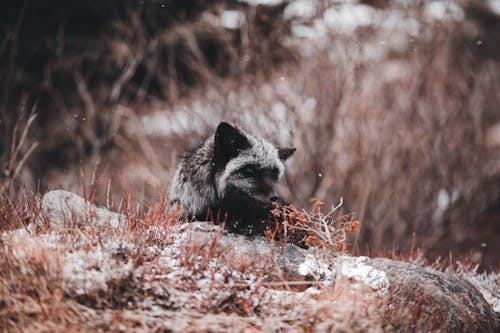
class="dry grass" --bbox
[2,185,499,332]
[1,1,499,273]
[0,190,390,332]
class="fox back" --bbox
[169,122,295,233]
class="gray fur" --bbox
[169,138,216,218]
[169,122,295,226]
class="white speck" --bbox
[477,40,483,45]
[220,10,245,30]
[437,188,450,211]
[432,188,458,224]
[318,173,322,178]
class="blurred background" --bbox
[1,0,499,269]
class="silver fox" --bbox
[169,122,295,233]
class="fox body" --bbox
[169,122,295,233]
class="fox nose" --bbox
[269,194,279,202]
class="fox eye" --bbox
[269,167,279,180]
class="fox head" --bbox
[212,122,295,204]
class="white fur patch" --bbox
[217,135,284,196]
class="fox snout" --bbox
[269,193,279,202]
[260,183,278,202]
[251,189,279,203]
[263,171,280,202]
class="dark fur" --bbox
[169,122,295,234]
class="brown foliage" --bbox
[267,199,358,251]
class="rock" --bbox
[369,258,500,332]
[40,190,125,229]
[180,222,389,291]
[39,190,500,332]
[181,224,499,332]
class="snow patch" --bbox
[62,240,136,295]
[336,256,389,292]
[2,228,60,259]
[298,254,333,281]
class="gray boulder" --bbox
[370,258,499,332]
[39,189,125,229]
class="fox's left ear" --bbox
[278,147,296,161]
[213,122,251,170]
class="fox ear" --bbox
[278,147,296,161]
[213,122,250,170]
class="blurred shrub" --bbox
[0,0,295,190]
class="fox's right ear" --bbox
[278,147,296,161]
[213,122,250,170]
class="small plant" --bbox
[268,198,359,251]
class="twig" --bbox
[1,110,38,195]
[11,142,39,182]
